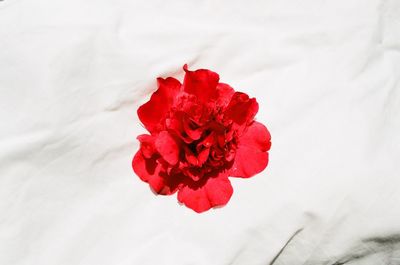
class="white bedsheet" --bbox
[1,0,400,264]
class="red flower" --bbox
[132,65,271,213]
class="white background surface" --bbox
[1,0,400,264]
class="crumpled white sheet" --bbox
[1,0,400,264]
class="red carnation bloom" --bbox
[132,65,271,213]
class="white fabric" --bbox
[1,0,400,264]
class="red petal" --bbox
[132,151,180,195]
[183,145,198,166]
[183,64,219,103]
[183,145,210,167]
[230,121,271,178]
[166,113,195,144]
[215,83,235,108]
[182,116,203,141]
[183,167,204,182]
[197,132,215,148]
[224,92,259,127]
[197,147,210,166]
[137,77,181,133]
[155,131,180,165]
[137,134,156,158]
[177,174,233,213]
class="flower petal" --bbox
[197,147,210,166]
[224,92,259,128]
[183,145,198,166]
[177,174,233,213]
[166,112,195,144]
[182,116,203,141]
[132,151,180,195]
[183,145,210,167]
[183,64,219,103]
[215,83,235,108]
[137,134,156,158]
[155,131,180,165]
[137,77,181,133]
[230,121,271,178]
